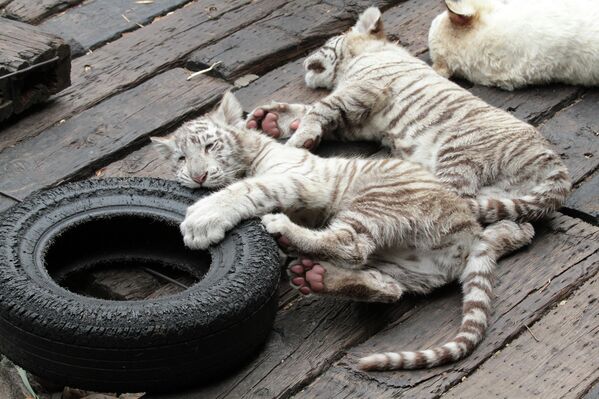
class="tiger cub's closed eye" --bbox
[205,143,214,152]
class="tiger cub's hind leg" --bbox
[246,101,309,139]
[288,258,403,303]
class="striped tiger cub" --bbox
[152,92,534,370]
[246,7,571,224]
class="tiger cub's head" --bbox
[151,92,246,189]
[304,7,386,89]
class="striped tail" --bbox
[358,221,534,371]
[469,168,571,224]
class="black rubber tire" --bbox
[0,178,280,393]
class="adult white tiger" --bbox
[153,91,534,371]
[247,7,571,224]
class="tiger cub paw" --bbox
[246,102,308,139]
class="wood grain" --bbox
[0,0,286,152]
[293,215,599,399]
[2,0,83,24]
[443,272,599,399]
[538,91,599,184]
[39,0,194,57]
[565,170,599,223]
[186,0,404,80]
[0,17,70,121]
[0,69,229,199]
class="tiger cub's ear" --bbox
[150,136,178,158]
[353,7,384,39]
[213,91,245,127]
[445,0,476,26]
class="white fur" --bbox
[429,0,599,89]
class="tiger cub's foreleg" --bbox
[287,82,389,150]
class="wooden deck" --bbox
[0,0,598,398]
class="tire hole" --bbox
[44,214,210,300]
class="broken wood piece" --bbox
[0,17,71,122]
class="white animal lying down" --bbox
[428,0,599,90]
[152,92,534,371]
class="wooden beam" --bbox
[0,17,70,121]
[0,68,230,200]
[39,0,194,57]
[565,170,599,223]
[443,272,599,399]
[538,92,599,184]
[2,0,83,24]
[186,0,405,80]
[0,0,291,153]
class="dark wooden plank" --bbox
[470,85,582,126]
[565,170,599,223]
[383,0,445,55]
[0,17,70,121]
[3,0,83,24]
[0,69,229,199]
[148,297,415,399]
[538,91,599,184]
[293,215,599,399]
[444,272,599,399]
[0,0,288,152]
[39,0,193,57]
[186,0,404,80]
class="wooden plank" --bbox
[39,0,193,57]
[186,0,403,80]
[3,0,84,24]
[443,272,599,399]
[471,85,582,126]
[0,69,229,200]
[150,297,416,399]
[565,170,599,223]
[383,0,445,55]
[0,17,70,121]
[292,215,599,399]
[0,0,288,152]
[538,91,599,184]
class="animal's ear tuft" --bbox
[150,136,178,158]
[213,91,245,126]
[445,0,476,26]
[353,7,384,38]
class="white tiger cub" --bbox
[428,0,599,90]
[152,92,534,370]
[247,7,571,224]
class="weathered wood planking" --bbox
[565,171,599,223]
[443,272,599,399]
[0,17,70,121]
[471,85,582,126]
[186,0,404,80]
[39,0,194,57]
[383,0,444,54]
[538,91,599,184]
[0,0,289,152]
[293,215,599,398]
[0,69,229,199]
[2,0,83,24]
[150,297,416,399]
